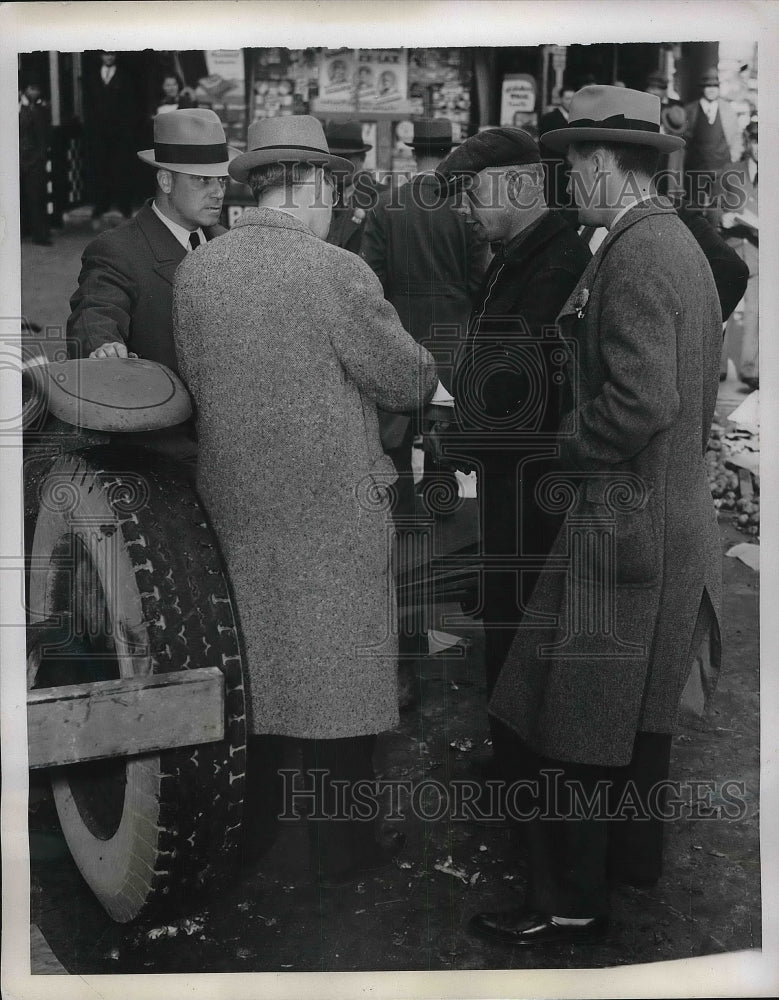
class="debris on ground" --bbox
[433,855,469,883]
[726,542,759,572]
[449,737,474,752]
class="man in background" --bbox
[85,51,137,227]
[683,67,743,222]
[18,76,52,246]
[325,120,387,254]
[719,118,758,389]
[538,86,576,224]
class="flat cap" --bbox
[435,127,540,193]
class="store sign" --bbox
[500,74,537,125]
[356,49,409,112]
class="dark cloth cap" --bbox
[434,127,540,192]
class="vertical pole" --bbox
[49,50,60,125]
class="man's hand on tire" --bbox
[90,342,138,359]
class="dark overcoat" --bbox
[173,208,438,740]
[361,173,489,373]
[490,201,724,767]
[68,201,225,372]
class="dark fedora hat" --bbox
[700,68,720,87]
[325,120,372,154]
[405,118,455,150]
[541,85,684,153]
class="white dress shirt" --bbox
[151,200,205,250]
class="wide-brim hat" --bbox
[325,120,372,154]
[662,104,687,135]
[541,85,685,153]
[700,68,720,87]
[137,108,239,175]
[405,117,455,150]
[229,115,353,184]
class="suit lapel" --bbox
[135,202,187,285]
[558,200,675,322]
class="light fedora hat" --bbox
[137,108,239,175]
[229,115,353,184]
[541,85,685,153]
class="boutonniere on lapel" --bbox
[572,287,590,320]
[351,207,366,226]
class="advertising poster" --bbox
[356,49,409,112]
[316,48,355,109]
[500,72,537,125]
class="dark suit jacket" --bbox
[538,108,575,219]
[68,201,225,372]
[361,173,489,377]
[676,206,749,321]
[453,210,591,564]
[86,66,136,136]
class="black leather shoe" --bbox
[318,831,406,888]
[468,908,608,946]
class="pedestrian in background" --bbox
[324,120,387,254]
[85,51,137,227]
[538,86,577,225]
[683,67,743,223]
[18,76,52,246]
[155,72,197,116]
[719,118,758,390]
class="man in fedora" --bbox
[68,108,234,464]
[324,120,387,254]
[645,70,685,197]
[471,85,723,946]
[683,68,743,219]
[172,115,438,886]
[434,127,590,790]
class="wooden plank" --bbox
[28,667,224,769]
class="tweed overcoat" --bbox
[490,201,724,767]
[173,207,438,739]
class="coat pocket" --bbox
[574,476,661,587]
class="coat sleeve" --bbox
[360,196,389,293]
[677,206,749,322]
[66,239,137,358]
[328,255,437,411]
[560,247,682,470]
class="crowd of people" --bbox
[56,67,756,947]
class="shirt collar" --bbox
[152,200,205,250]
[609,192,654,230]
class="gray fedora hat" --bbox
[542,85,685,153]
[229,115,353,184]
[137,108,238,175]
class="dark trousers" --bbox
[91,134,133,218]
[243,732,378,879]
[20,160,49,242]
[515,732,673,917]
[481,468,561,775]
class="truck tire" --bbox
[28,447,247,923]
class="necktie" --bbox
[188,231,201,251]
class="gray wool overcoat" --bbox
[173,207,437,739]
[490,200,724,767]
